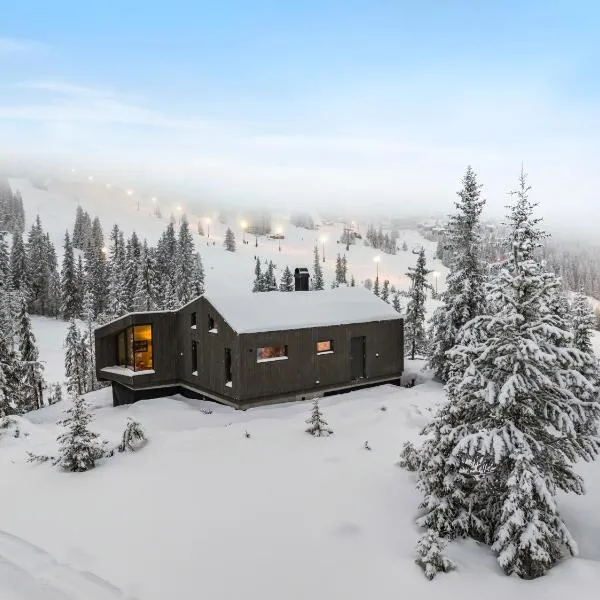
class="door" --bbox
[350,336,366,380]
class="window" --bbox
[115,324,154,371]
[257,345,288,362]
[208,315,217,333]
[191,340,198,374]
[316,340,333,354]
[224,348,232,385]
[191,312,197,328]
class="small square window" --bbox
[191,312,197,328]
[316,340,333,354]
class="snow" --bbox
[1,374,599,600]
[206,287,401,333]
[100,367,155,376]
[256,355,289,363]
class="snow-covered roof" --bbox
[204,287,401,334]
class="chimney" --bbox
[294,267,310,291]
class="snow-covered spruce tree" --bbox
[17,291,44,411]
[428,166,486,382]
[60,231,81,320]
[64,320,85,396]
[415,530,455,580]
[404,248,432,360]
[155,221,177,308]
[312,245,324,290]
[224,227,236,252]
[264,260,277,292]
[335,254,347,285]
[84,217,108,318]
[81,290,99,393]
[279,266,294,291]
[572,291,596,356]
[373,275,380,297]
[133,240,158,311]
[305,399,333,436]
[9,231,27,291]
[416,169,600,579]
[252,257,263,292]
[175,218,203,306]
[381,279,390,303]
[392,290,402,313]
[124,231,142,310]
[55,393,102,472]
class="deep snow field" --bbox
[1,177,599,599]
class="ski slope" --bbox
[2,177,599,599]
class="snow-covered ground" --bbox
[2,177,599,599]
[1,369,599,600]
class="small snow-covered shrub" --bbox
[364,440,372,451]
[118,419,147,453]
[397,441,421,472]
[54,394,102,472]
[27,452,53,463]
[305,399,333,437]
[415,530,455,580]
[200,407,213,415]
[48,382,63,405]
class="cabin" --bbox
[95,275,404,409]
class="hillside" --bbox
[1,178,599,600]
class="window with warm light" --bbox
[116,324,153,371]
[256,345,288,362]
[316,340,333,354]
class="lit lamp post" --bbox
[321,236,327,262]
[240,220,247,243]
[374,255,381,280]
[101,246,108,256]
[276,226,283,251]
[205,217,211,238]
[176,205,183,225]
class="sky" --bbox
[1,1,599,227]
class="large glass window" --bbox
[257,345,288,362]
[116,324,154,371]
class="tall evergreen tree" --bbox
[84,217,108,317]
[9,232,27,291]
[224,227,236,252]
[404,249,432,360]
[416,170,600,579]
[61,231,80,319]
[428,166,486,382]
[312,245,324,290]
[252,257,264,292]
[264,260,278,291]
[105,224,128,320]
[124,231,142,310]
[155,222,177,308]
[17,292,43,411]
[175,218,202,305]
[133,241,158,311]
[64,320,85,396]
[381,279,390,303]
[279,266,294,291]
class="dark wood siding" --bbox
[236,318,403,403]
[175,298,240,401]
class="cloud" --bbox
[0,37,46,54]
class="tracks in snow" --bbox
[0,529,137,600]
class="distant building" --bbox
[95,280,404,409]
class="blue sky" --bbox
[1,1,599,223]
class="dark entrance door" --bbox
[350,336,366,380]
